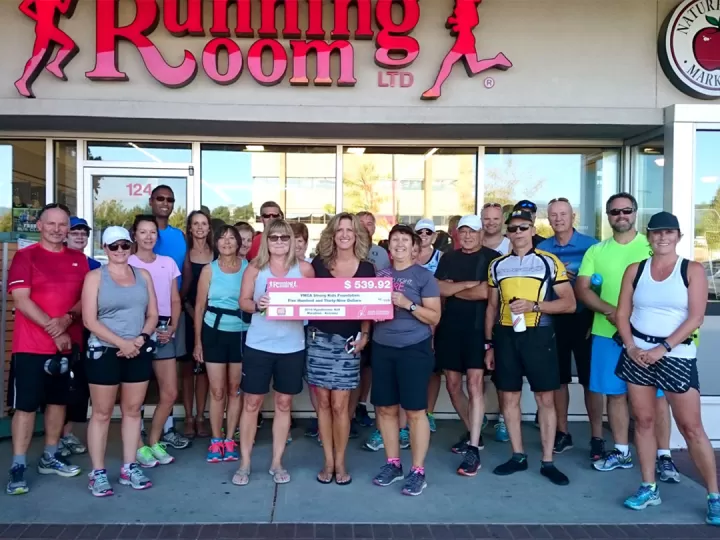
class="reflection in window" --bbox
[200,145,336,251]
[692,131,720,301]
[631,141,665,231]
[0,140,46,242]
[55,141,77,215]
[342,147,477,240]
[484,148,620,240]
[87,141,192,163]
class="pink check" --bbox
[265,277,395,320]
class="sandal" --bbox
[183,418,196,439]
[232,467,250,486]
[196,417,210,438]
[335,472,352,486]
[316,468,334,485]
[269,468,291,484]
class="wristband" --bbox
[140,333,150,343]
[661,340,672,353]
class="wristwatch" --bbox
[66,311,76,322]
[484,342,494,351]
[532,302,540,313]
[409,303,418,312]
[661,340,672,352]
[140,333,151,343]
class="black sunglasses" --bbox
[608,207,635,216]
[416,229,434,236]
[507,224,531,233]
[262,213,281,219]
[516,201,537,212]
[483,202,502,209]
[107,241,132,251]
[548,197,570,205]
[153,195,175,203]
[268,234,291,243]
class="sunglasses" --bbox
[483,202,502,209]
[607,207,635,216]
[107,241,132,251]
[153,195,175,203]
[548,197,570,205]
[416,229,434,236]
[507,224,531,233]
[517,201,537,212]
[262,213,281,219]
[268,234,291,243]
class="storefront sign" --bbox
[265,277,394,320]
[14,0,512,100]
[659,0,720,99]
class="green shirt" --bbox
[578,233,652,338]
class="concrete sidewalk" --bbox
[0,420,711,526]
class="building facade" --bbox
[1,0,719,447]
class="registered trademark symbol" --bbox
[484,77,495,89]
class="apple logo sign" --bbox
[659,0,720,100]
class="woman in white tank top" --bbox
[236,220,314,487]
[615,211,719,523]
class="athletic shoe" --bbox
[493,455,529,476]
[540,463,569,486]
[149,442,174,465]
[356,404,374,427]
[451,432,470,454]
[399,427,410,449]
[364,429,384,452]
[207,440,224,463]
[401,469,427,496]
[457,446,481,477]
[38,452,81,477]
[656,455,680,483]
[305,419,319,438]
[223,439,239,462]
[60,434,87,455]
[161,428,190,450]
[136,446,159,468]
[427,413,437,433]
[119,463,152,490]
[553,432,573,454]
[624,484,661,510]
[6,464,28,495]
[707,495,720,526]
[349,418,360,439]
[494,421,510,443]
[373,463,404,487]
[593,448,633,471]
[590,437,605,462]
[88,469,114,497]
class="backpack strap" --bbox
[632,258,648,290]
[680,258,689,288]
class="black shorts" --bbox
[85,347,154,386]
[241,346,305,396]
[370,338,434,411]
[435,328,486,373]
[9,353,71,413]
[493,325,560,393]
[202,323,244,364]
[555,311,593,387]
[615,351,700,394]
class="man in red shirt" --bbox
[246,201,283,261]
[6,204,89,496]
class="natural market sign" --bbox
[659,0,720,99]
[13,0,512,100]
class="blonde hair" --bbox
[317,213,369,268]
[254,219,298,270]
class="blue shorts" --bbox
[589,336,663,397]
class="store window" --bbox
[55,141,78,214]
[341,147,477,241]
[631,140,665,231]
[484,148,621,241]
[87,141,192,163]
[200,145,336,252]
[0,140,46,242]
[693,130,720,302]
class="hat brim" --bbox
[647,226,680,231]
[505,216,533,225]
[70,224,91,231]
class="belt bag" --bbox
[206,305,246,331]
[615,325,693,347]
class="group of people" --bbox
[4,188,719,525]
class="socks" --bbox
[164,416,174,433]
[12,455,26,467]
[512,452,527,462]
[541,460,554,468]
[498,414,505,423]
[657,449,671,458]
[411,466,425,475]
[123,463,133,471]
[615,444,630,456]
[44,444,58,458]
[642,482,657,490]
[387,457,401,468]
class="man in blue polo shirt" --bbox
[537,198,603,458]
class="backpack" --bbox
[632,257,689,290]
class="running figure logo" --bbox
[422,0,512,100]
[15,0,79,99]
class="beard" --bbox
[610,219,634,233]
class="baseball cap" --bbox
[69,217,91,230]
[647,211,680,231]
[505,210,534,225]
[102,226,132,246]
[414,218,436,233]
[514,200,538,213]
[457,215,482,231]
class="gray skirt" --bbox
[306,328,361,391]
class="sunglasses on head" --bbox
[548,197,570,205]
[608,207,634,216]
[107,241,132,252]
[483,202,502,209]
[416,229,434,236]
[262,213,281,219]
[268,234,291,243]
[517,201,537,212]
[507,224,531,233]
[153,195,175,203]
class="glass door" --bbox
[82,167,192,260]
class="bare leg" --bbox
[502,391,524,454]
[270,393,292,472]
[205,364,228,440]
[377,406,401,460]
[655,395,672,452]
[331,390,352,481]
[148,359,178,445]
[535,392,557,462]
[120,382,150,465]
[628,384,657,484]
[586,389,604,439]
[44,405,66,447]
[180,361,195,435]
[315,388,334,481]
[427,372,442,416]
[195,370,209,427]
[607,394,630,446]
[422,51,462,99]
[225,364,243,437]
[463,52,513,76]
[446,371,470,430]
[87,385,119,470]
[239,394,263,471]
[554,384,570,434]
[466,369,485,447]
[407,410,430,469]
[12,411,35,457]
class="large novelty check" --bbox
[264,278,394,320]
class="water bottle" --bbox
[590,273,603,295]
[509,297,526,333]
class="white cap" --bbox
[457,215,482,231]
[414,218,436,233]
[102,226,132,246]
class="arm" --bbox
[11,288,52,328]
[168,277,182,335]
[413,296,442,326]
[616,264,638,350]
[239,264,259,313]
[18,0,35,18]
[455,282,488,301]
[538,282,576,315]
[484,288,499,370]
[300,260,315,278]
[576,276,616,316]
[140,269,159,335]
[194,265,211,353]
[437,280,476,298]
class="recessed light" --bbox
[245,145,265,152]
[347,147,366,155]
